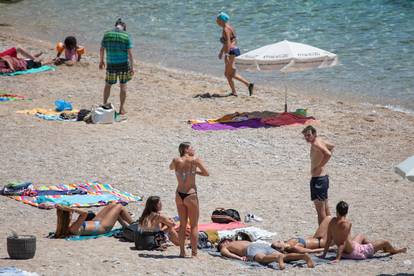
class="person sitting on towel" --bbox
[320,201,407,262]
[0,47,52,73]
[271,216,334,254]
[138,196,179,246]
[54,203,134,238]
[217,239,314,270]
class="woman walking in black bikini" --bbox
[170,142,209,257]
[216,12,254,97]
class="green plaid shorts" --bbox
[105,70,132,85]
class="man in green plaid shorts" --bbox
[99,18,134,115]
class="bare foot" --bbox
[119,110,127,115]
[305,255,315,268]
[179,250,187,258]
[34,51,43,58]
[278,255,286,270]
[391,247,407,254]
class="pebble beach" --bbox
[0,28,413,275]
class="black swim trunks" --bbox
[310,175,329,201]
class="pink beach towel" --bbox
[198,221,246,232]
[261,112,316,127]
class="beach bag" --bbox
[55,100,73,112]
[211,208,241,224]
[122,223,139,242]
[134,229,166,250]
[77,109,91,121]
[91,103,115,124]
[123,224,165,250]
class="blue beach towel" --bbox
[35,193,119,206]
[35,113,77,122]
[65,228,123,241]
[0,267,39,275]
[0,65,55,76]
[206,250,391,270]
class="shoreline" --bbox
[0,29,413,275]
[1,24,413,116]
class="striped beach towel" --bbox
[9,181,143,208]
[0,93,26,102]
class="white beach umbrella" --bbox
[395,155,414,182]
[235,40,338,111]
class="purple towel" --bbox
[192,118,266,131]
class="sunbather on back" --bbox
[138,196,179,246]
[169,142,209,257]
[54,203,134,238]
[272,216,333,254]
[218,239,314,270]
[0,47,51,73]
[320,201,407,263]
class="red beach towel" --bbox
[261,112,316,127]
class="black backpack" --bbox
[122,223,139,242]
[211,208,241,223]
[123,223,165,250]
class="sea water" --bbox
[1,0,413,111]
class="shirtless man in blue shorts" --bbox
[302,125,335,225]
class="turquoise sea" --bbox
[1,0,413,111]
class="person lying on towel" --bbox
[0,47,52,73]
[271,216,334,254]
[138,196,179,246]
[54,203,134,238]
[217,239,314,270]
[320,201,407,262]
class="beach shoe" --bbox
[250,214,263,222]
[245,213,263,223]
[248,83,254,96]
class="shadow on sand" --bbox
[137,252,183,259]
[193,92,236,99]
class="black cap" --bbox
[115,18,126,31]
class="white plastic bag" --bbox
[91,103,115,124]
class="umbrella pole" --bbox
[283,73,288,112]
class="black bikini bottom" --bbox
[177,191,197,200]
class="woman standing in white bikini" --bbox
[169,142,209,257]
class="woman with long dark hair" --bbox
[170,142,209,257]
[138,196,179,245]
[54,203,133,238]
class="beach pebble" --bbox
[403,260,412,266]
